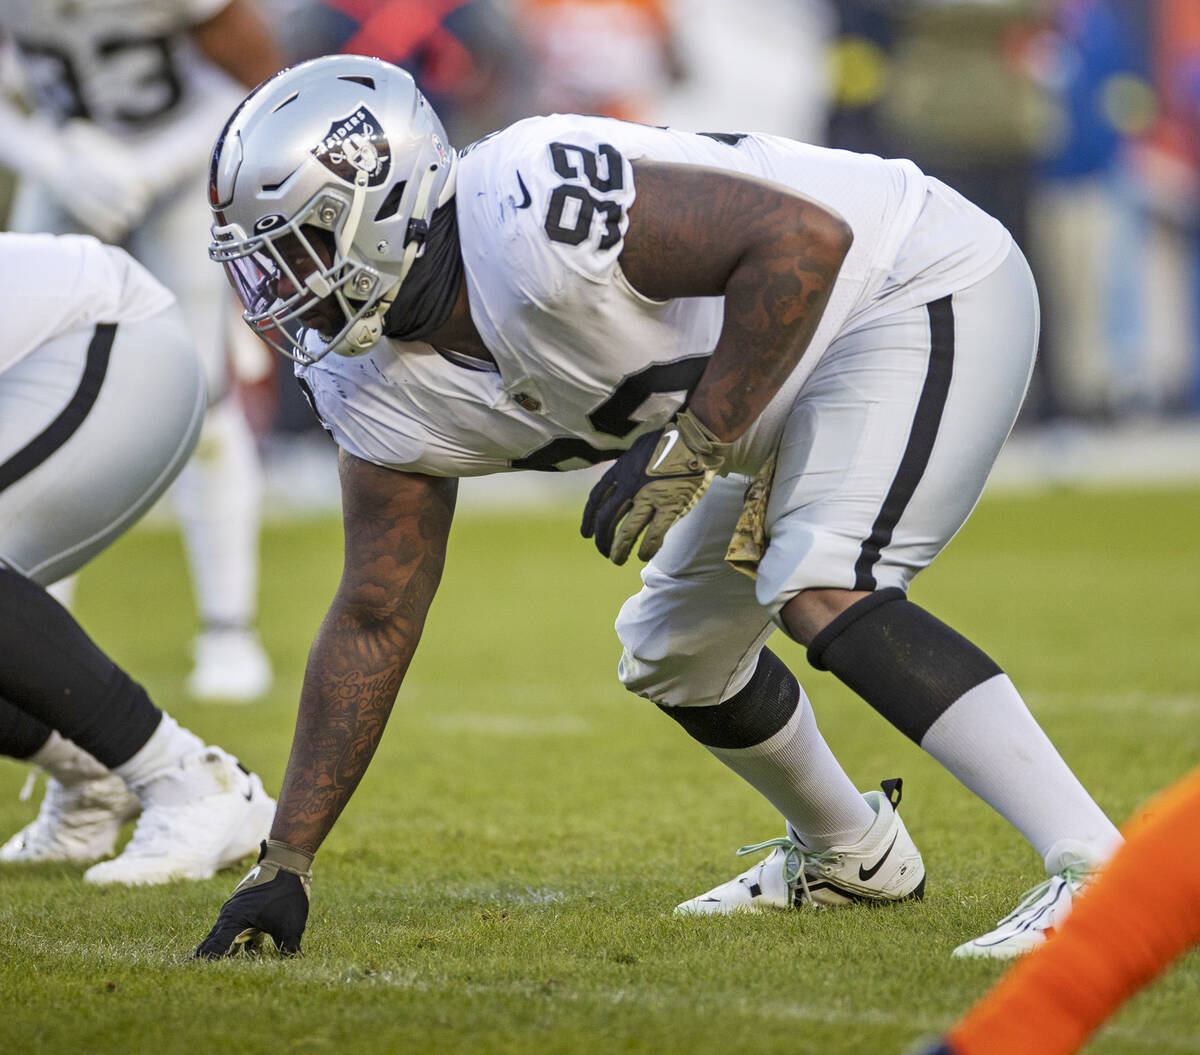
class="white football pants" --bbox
[0,305,205,584]
[11,171,265,629]
[617,243,1039,707]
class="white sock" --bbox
[920,674,1123,872]
[113,714,205,788]
[28,731,109,785]
[705,689,875,850]
[170,394,263,629]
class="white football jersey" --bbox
[0,0,240,144]
[302,115,1011,478]
[0,232,175,374]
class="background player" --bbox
[0,231,274,884]
[0,0,284,701]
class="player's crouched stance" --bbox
[194,56,1121,959]
[0,232,274,885]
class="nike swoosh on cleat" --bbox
[514,171,532,209]
[858,833,898,881]
[649,430,680,472]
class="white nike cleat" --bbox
[0,772,139,863]
[952,866,1090,959]
[187,627,272,703]
[83,747,275,886]
[675,781,925,915]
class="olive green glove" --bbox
[582,409,731,565]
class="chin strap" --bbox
[335,168,371,261]
[332,160,444,357]
[394,162,441,287]
[338,277,402,354]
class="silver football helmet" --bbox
[208,55,457,364]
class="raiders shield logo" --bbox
[313,106,391,188]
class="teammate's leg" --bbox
[129,182,271,703]
[0,310,273,878]
[170,392,271,701]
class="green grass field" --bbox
[2,485,1198,1055]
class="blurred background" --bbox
[6,0,1200,510]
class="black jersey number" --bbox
[17,35,183,127]
[542,142,626,251]
[511,353,710,471]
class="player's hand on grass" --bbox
[193,840,313,959]
[582,409,730,565]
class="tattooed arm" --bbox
[193,452,456,957]
[619,160,852,442]
[270,451,458,853]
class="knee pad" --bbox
[656,648,800,749]
[807,587,1002,742]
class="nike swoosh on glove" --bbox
[193,840,313,959]
[582,409,730,565]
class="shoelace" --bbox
[997,865,1089,926]
[735,837,839,906]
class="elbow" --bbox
[806,206,853,273]
[831,214,854,263]
[761,196,853,287]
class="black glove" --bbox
[193,839,313,959]
[581,409,730,565]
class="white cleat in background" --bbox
[0,772,139,864]
[187,627,272,703]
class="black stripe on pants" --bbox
[853,297,954,591]
[0,322,116,493]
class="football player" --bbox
[0,0,284,702]
[0,231,275,883]
[195,56,1121,958]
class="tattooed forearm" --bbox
[270,454,458,852]
[621,160,852,442]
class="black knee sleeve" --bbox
[0,566,162,767]
[807,587,1002,743]
[657,647,800,749]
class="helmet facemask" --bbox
[213,180,401,365]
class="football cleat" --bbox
[187,627,272,703]
[952,865,1090,959]
[0,772,139,863]
[83,747,275,886]
[674,780,925,915]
